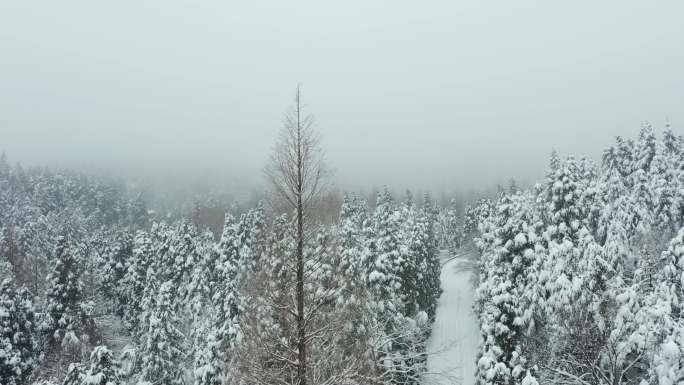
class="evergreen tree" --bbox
[214,213,249,345]
[369,187,402,328]
[615,136,636,181]
[101,230,132,316]
[661,227,684,313]
[475,194,538,385]
[41,237,90,347]
[652,129,682,234]
[545,156,584,244]
[192,322,223,385]
[662,123,679,156]
[138,281,185,385]
[337,193,366,295]
[76,346,122,385]
[120,230,152,331]
[189,210,258,385]
[332,194,373,359]
[643,225,684,385]
[0,280,37,385]
[437,198,461,253]
[168,222,200,303]
[62,363,84,385]
[419,196,441,321]
[236,204,265,271]
[398,197,421,317]
[634,124,657,173]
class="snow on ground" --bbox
[425,250,479,385]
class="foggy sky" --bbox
[1,1,682,194]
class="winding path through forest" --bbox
[425,251,479,385]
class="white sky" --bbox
[1,0,682,193]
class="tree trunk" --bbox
[295,90,307,385]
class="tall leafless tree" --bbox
[264,85,328,385]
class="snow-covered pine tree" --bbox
[369,187,403,328]
[120,229,152,331]
[62,363,84,385]
[463,203,478,238]
[544,155,585,244]
[475,193,538,385]
[190,210,259,385]
[336,194,367,308]
[187,230,218,314]
[100,230,132,316]
[467,125,684,385]
[0,225,17,283]
[186,229,221,385]
[398,196,421,318]
[337,193,367,296]
[543,229,633,385]
[147,222,174,291]
[138,281,185,385]
[0,279,37,385]
[652,127,683,235]
[633,123,657,174]
[211,214,245,346]
[234,214,297,384]
[79,346,122,385]
[437,198,461,253]
[548,149,561,178]
[41,236,91,349]
[615,136,636,181]
[628,162,655,240]
[425,195,441,298]
[168,221,200,304]
[192,326,223,385]
[464,198,494,243]
[542,156,594,321]
[419,194,441,321]
[635,222,683,384]
[365,188,440,385]
[235,204,265,271]
[652,227,684,362]
[579,177,603,241]
[597,140,632,246]
[121,222,175,335]
[662,122,679,156]
[331,194,375,361]
[15,209,55,295]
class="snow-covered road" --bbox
[425,252,479,385]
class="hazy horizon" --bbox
[1,1,682,195]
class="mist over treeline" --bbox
[0,147,514,225]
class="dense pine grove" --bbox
[471,125,684,385]
[0,153,443,384]
[1,124,682,385]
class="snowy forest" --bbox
[2,84,684,385]
[1,90,451,385]
[471,124,684,385]
[3,0,684,384]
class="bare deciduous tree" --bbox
[264,85,329,385]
